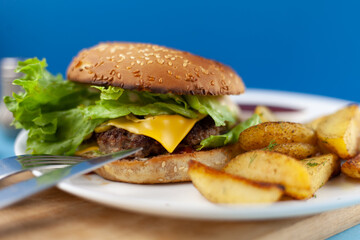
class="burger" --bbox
[5,42,260,183]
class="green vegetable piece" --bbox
[198,114,261,150]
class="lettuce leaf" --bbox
[184,95,236,126]
[86,86,199,119]
[4,58,103,155]
[198,114,261,150]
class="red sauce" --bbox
[238,104,301,113]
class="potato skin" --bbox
[271,143,319,160]
[238,122,317,151]
[341,154,360,178]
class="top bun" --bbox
[67,42,245,95]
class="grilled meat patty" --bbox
[96,116,227,158]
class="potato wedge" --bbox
[188,160,284,204]
[223,150,311,199]
[305,115,328,130]
[317,105,360,159]
[238,122,317,151]
[271,143,319,159]
[300,154,340,198]
[254,105,278,122]
[341,154,360,178]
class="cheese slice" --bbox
[95,115,202,153]
[75,145,99,155]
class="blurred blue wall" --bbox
[1,0,359,101]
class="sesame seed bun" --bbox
[67,42,245,95]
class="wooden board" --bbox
[0,172,359,240]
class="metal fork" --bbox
[0,155,85,180]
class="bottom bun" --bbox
[94,143,243,184]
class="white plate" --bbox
[15,89,358,220]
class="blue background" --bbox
[1,1,360,238]
[1,0,360,102]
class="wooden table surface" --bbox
[1,172,360,240]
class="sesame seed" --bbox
[167,70,172,75]
[200,66,209,74]
[158,178,164,182]
[168,61,173,66]
[130,56,135,60]
[183,62,188,67]
[147,60,153,64]
[157,59,164,64]
[174,166,177,172]
[117,73,121,79]
[171,57,176,61]
[158,78,163,83]
[162,161,166,168]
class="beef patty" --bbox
[96,116,227,158]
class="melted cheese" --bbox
[75,146,99,155]
[95,115,202,153]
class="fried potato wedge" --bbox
[317,105,360,159]
[305,115,328,130]
[238,122,317,151]
[300,154,340,198]
[254,105,278,122]
[271,143,319,159]
[341,154,360,178]
[188,160,284,204]
[223,150,311,199]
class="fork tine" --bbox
[19,158,85,164]
[21,161,83,167]
[18,155,84,160]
